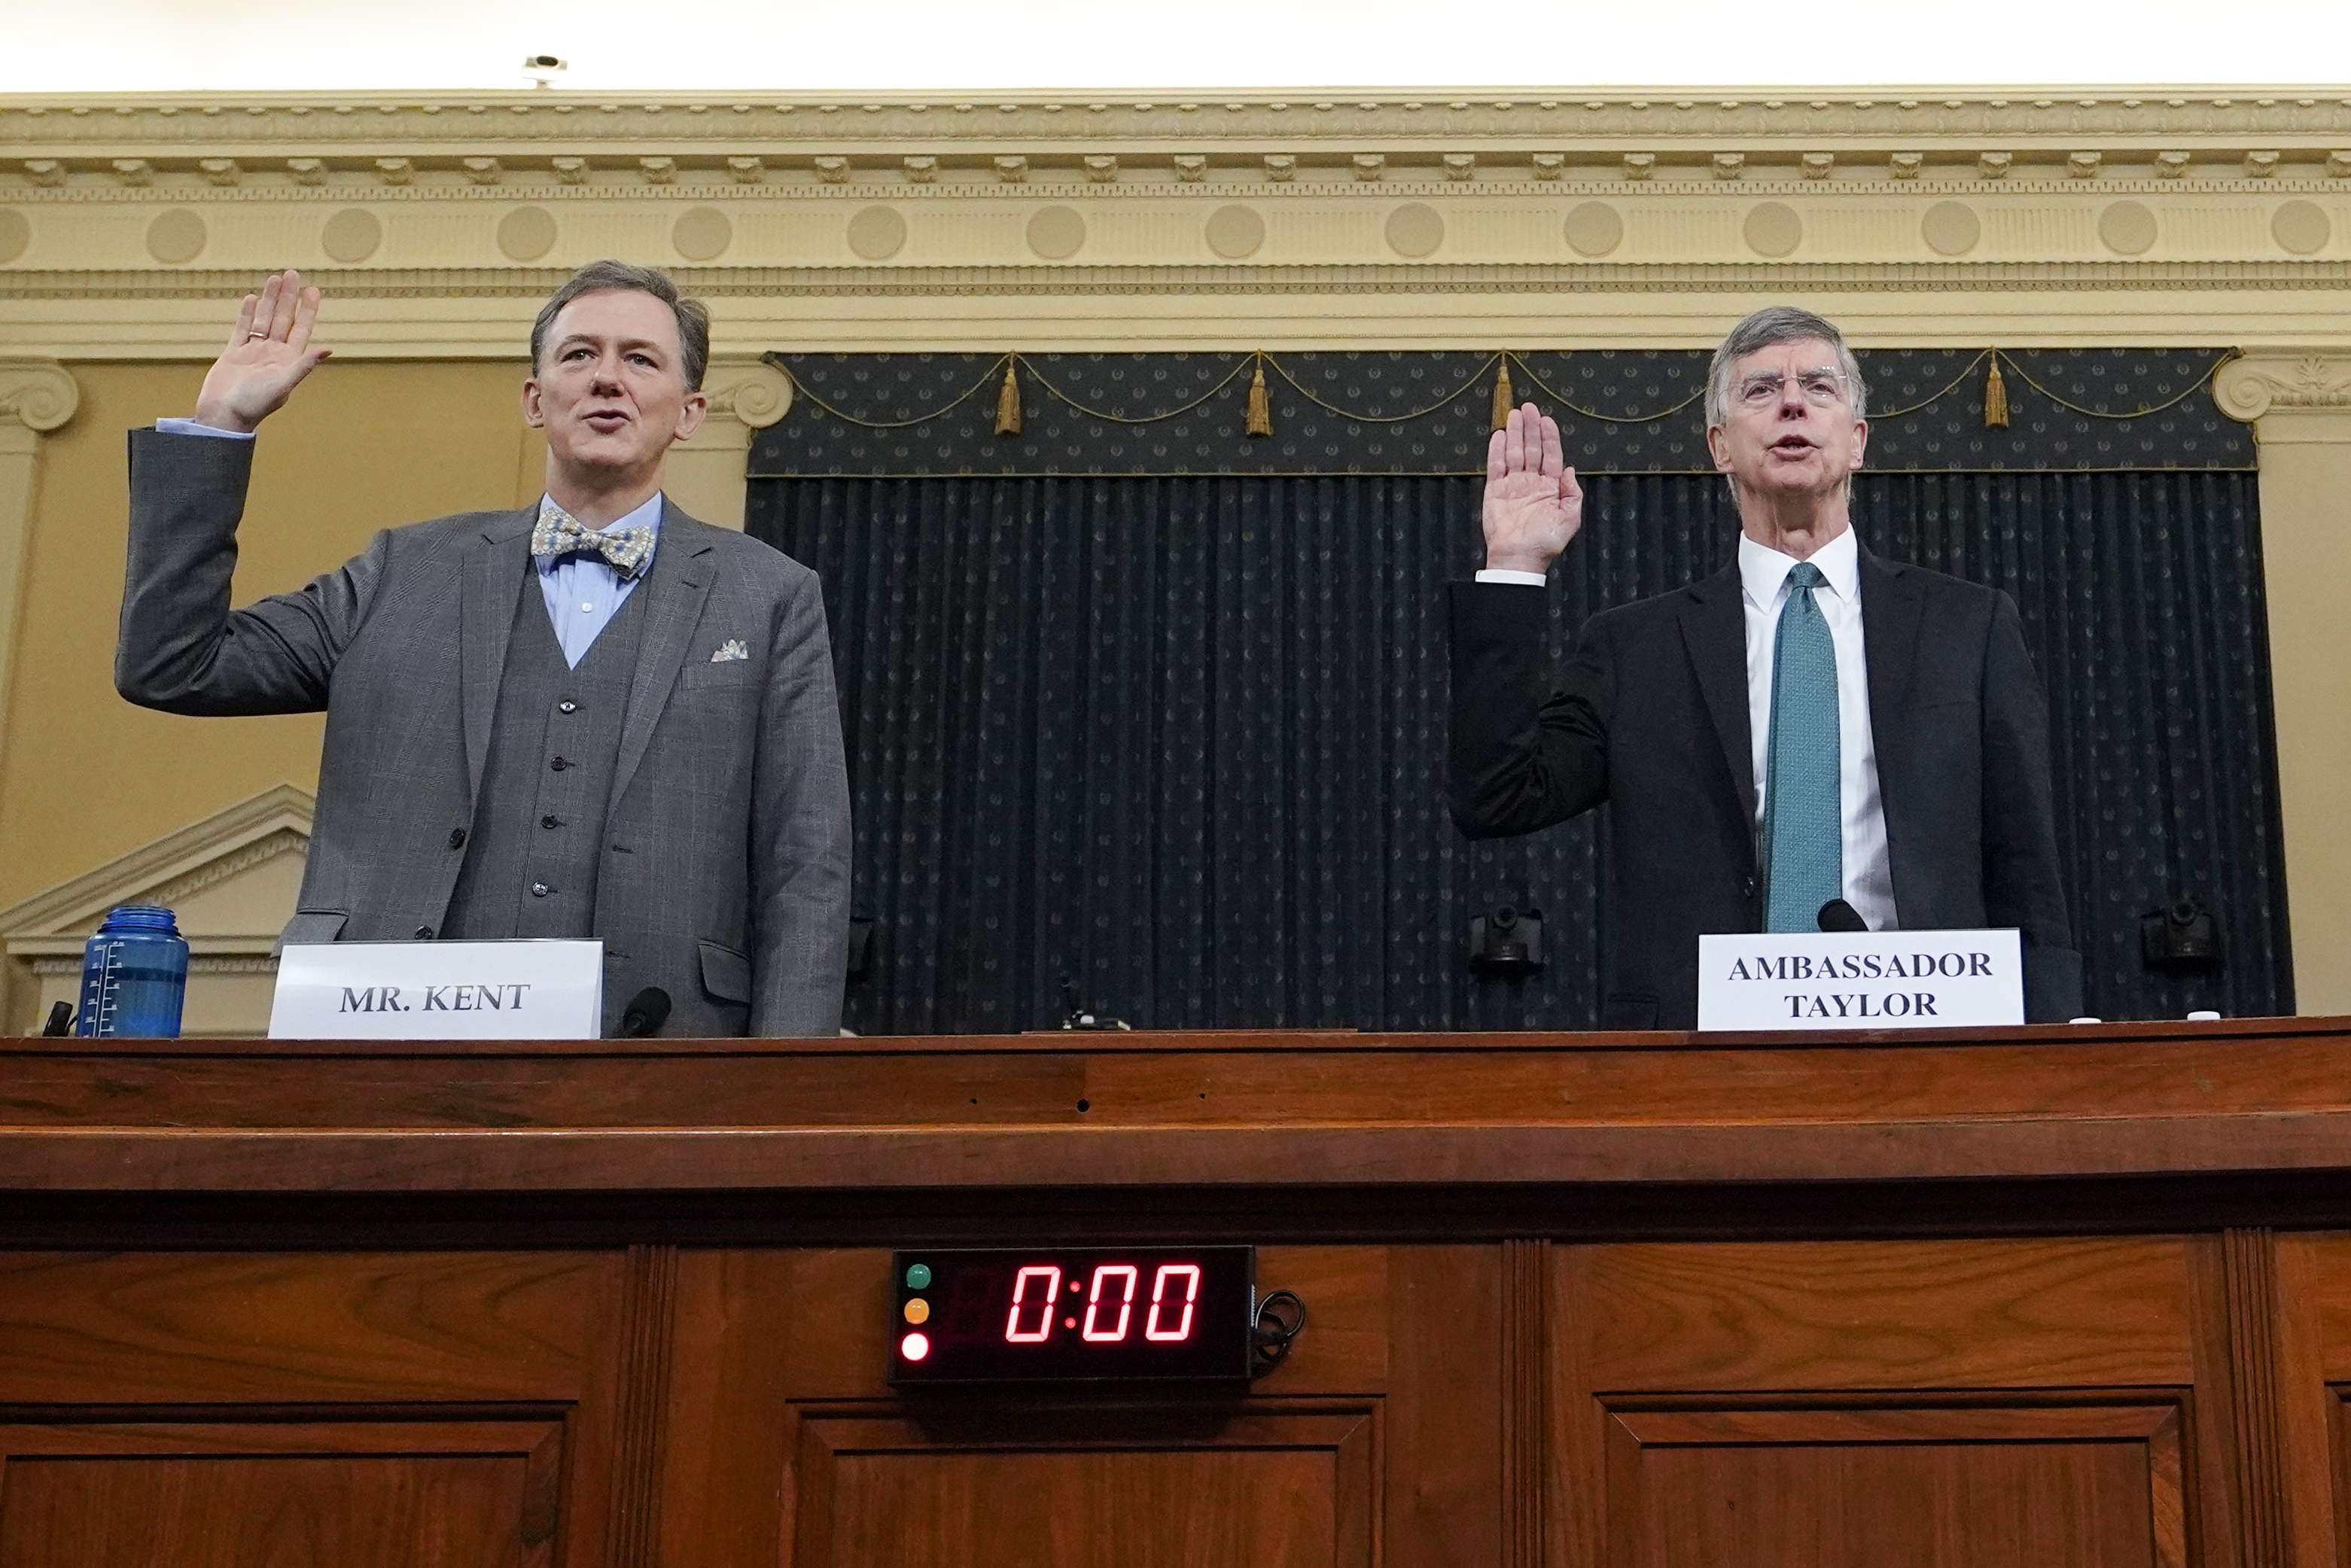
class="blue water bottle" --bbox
[75,903,190,1038]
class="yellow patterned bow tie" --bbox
[531,501,656,580]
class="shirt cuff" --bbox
[1475,568,1548,587]
[156,418,256,441]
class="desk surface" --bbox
[5,1015,2349,1214]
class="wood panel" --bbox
[1603,1403,2179,1568]
[790,1408,1369,1568]
[0,1418,562,1568]
[719,1246,1502,1568]
[0,1252,614,1404]
[0,1253,639,1568]
[2265,1233,2351,1568]
[1555,1238,2233,1568]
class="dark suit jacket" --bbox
[1448,547,2082,1028]
[115,428,852,1037]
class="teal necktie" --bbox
[1763,562,1843,932]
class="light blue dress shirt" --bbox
[157,419,659,670]
[533,492,662,668]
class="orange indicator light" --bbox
[904,1298,930,1324]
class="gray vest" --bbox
[442,571,649,940]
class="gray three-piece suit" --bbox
[116,429,851,1037]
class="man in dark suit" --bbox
[116,263,851,1037]
[1449,306,2080,1028]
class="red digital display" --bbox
[891,1247,1253,1384]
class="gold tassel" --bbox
[1490,356,1515,432]
[994,356,1022,437]
[1244,356,1272,437]
[1983,350,2010,429]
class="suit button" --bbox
[1742,876,1758,897]
[415,925,434,939]
[531,882,551,897]
[447,827,467,850]
[541,814,562,830]
[550,757,569,772]
[558,701,577,714]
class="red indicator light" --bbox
[900,1332,930,1362]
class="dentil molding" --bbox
[7,87,2351,193]
[0,359,78,431]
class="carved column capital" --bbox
[2214,350,2351,425]
[702,359,794,433]
[668,360,791,530]
[0,360,81,433]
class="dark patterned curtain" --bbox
[749,469,2292,1034]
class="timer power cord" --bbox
[1250,1289,1308,1376]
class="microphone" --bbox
[619,986,671,1038]
[1817,898,1868,933]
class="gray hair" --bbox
[1703,306,1868,428]
[529,259,711,392]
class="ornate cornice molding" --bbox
[2215,349,2351,420]
[7,173,2349,202]
[0,784,313,937]
[5,88,2347,361]
[5,260,2349,303]
[6,87,2351,192]
[5,87,2351,140]
[0,358,78,431]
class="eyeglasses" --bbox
[1735,368,1849,409]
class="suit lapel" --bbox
[1858,546,1924,782]
[460,509,538,805]
[608,498,717,811]
[1678,560,1756,829]
[1859,545,1926,915]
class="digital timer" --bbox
[890,1247,1256,1384]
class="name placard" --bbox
[268,939,604,1040]
[1697,928,2023,1032]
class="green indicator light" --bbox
[905,1262,931,1289]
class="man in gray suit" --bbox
[117,261,851,1037]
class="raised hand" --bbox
[1481,402,1583,576]
[191,270,332,433]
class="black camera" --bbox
[2140,898,2222,970]
[1469,904,1544,976]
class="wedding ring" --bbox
[246,330,268,338]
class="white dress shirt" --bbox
[155,420,656,671]
[1475,527,1898,931]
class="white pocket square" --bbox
[711,638,750,662]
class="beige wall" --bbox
[2264,448,2351,1014]
[2213,355,2351,1015]
[0,358,541,912]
